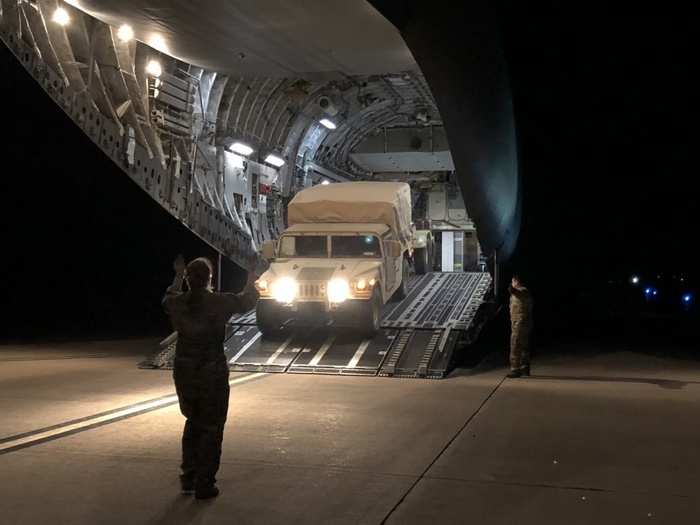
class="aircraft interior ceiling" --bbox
[0,0,519,271]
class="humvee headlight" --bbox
[356,279,367,291]
[369,278,376,287]
[271,277,297,304]
[255,279,268,292]
[328,278,350,303]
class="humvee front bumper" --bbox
[257,298,372,327]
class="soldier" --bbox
[163,255,258,499]
[507,274,534,378]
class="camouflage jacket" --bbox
[509,286,534,323]
[163,285,258,364]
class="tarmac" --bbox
[1,338,698,524]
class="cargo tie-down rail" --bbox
[141,272,493,379]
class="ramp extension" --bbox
[141,272,492,379]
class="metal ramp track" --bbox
[145,272,492,378]
[286,330,397,376]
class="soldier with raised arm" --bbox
[163,255,258,499]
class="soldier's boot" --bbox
[520,365,530,377]
[195,483,220,500]
[180,473,196,494]
[506,369,522,378]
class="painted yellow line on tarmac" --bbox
[0,373,266,454]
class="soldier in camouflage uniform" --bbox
[163,255,258,499]
[507,274,534,378]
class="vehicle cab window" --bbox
[331,235,381,258]
[279,235,328,257]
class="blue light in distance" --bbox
[682,293,693,304]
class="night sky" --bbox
[503,4,693,271]
[1,4,695,342]
[499,4,696,337]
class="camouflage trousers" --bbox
[173,358,230,487]
[510,319,532,371]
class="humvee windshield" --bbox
[331,235,381,258]
[278,235,328,257]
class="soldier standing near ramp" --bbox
[163,255,258,499]
[507,274,534,378]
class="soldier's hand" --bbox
[173,254,186,275]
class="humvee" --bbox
[255,181,428,335]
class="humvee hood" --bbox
[261,258,382,282]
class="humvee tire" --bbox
[392,258,410,301]
[359,287,382,336]
[414,246,429,275]
[256,300,283,336]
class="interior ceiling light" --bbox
[319,118,337,130]
[264,154,285,168]
[321,180,330,185]
[226,151,245,169]
[52,7,70,26]
[117,24,134,42]
[145,60,162,77]
[148,35,168,53]
[228,142,254,156]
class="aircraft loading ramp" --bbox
[141,272,493,379]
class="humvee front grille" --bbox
[298,282,325,299]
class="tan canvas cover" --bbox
[285,223,390,235]
[288,182,413,242]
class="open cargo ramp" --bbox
[141,272,493,379]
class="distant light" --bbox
[644,287,653,295]
[319,118,337,130]
[321,180,330,185]
[264,154,285,167]
[146,60,162,77]
[682,293,693,304]
[149,35,168,53]
[630,276,639,284]
[117,24,134,42]
[52,7,70,26]
[653,290,658,296]
[228,142,253,156]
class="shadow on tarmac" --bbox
[152,495,212,525]
[529,374,698,390]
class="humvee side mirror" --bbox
[386,240,403,258]
[261,240,276,260]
